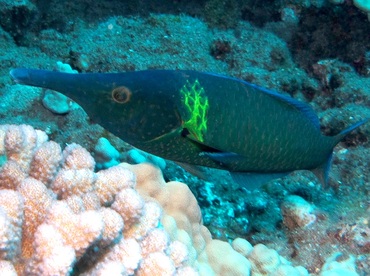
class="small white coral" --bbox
[124,201,162,240]
[137,252,176,276]
[89,261,128,276]
[0,190,24,260]
[45,201,104,258]
[4,125,38,172]
[281,195,316,229]
[0,208,14,260]
[100,238,142,274]
[274,264,308,276]
[320,252,359,276]
[66,192,101,213]
[0,161,26,190]
[66,195,86,213]
[232,238,253,257]
[168,240,189,268]
[81,192,101,210]
[18,177,54,258]
[248,244,281,275]
[112,188,145,230]
[93,137,120,170]
[95,166,136,205]
[199,239,251,276]
[248,244,308,276]
[26,224,75,276]
[0,125,9,155]
[354,0,370,20]
[62,143,95,170]
[176,266,199,276]
[51,168,96,199]
[0,260,17,276]
[140,228,170,257]
[99,208,124,248]
[125,148,166,171]
[28,141,62,185]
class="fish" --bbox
[9,68,368,189]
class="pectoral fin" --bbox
[200,152,245,166]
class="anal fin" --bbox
[311,153,332,187]
[230,172,290,190]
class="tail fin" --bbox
[333,118,369,146]
[313,118,369,187]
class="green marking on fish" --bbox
[180,79,209,142]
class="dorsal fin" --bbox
[254,84,321,129]
[202,71,321,129]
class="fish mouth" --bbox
[10,68,31,84]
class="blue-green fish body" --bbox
[10,68,368,187]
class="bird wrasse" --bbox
[9,68,368,189]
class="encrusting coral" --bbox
[0,124,323,276]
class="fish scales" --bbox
[202,75,328,170]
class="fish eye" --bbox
[112,86,132,104]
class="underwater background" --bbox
[0,0,370,275]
